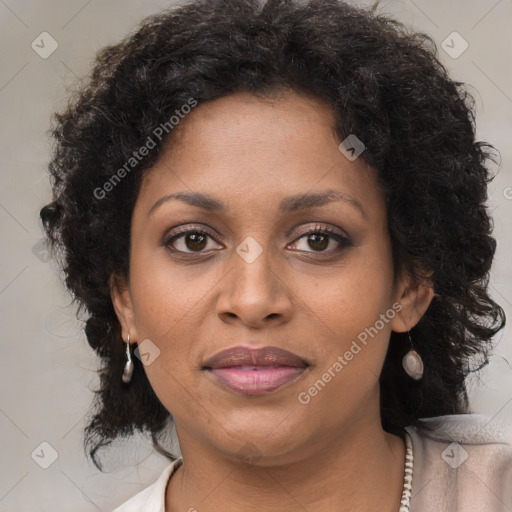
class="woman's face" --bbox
[113,90,430,464]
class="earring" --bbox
[122,333,134,384]
[402,331,423,380]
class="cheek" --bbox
[295,243,396,393]
[293,274,396,425]
[127,259,205,412]
[298,243,395,336]
[125,254,207,390]
[129,248,218,336]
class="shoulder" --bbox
[405,413,512,512]
[112,457,183,512]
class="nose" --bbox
[216,244,294,329]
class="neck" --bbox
[166,415,406,512]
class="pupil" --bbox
[309,233,328,251]
[186,233,207,251]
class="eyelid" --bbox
[287,224,352,255]
[162,223,224,245]
[289,222,350,242]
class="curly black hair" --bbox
[40,0,506,470]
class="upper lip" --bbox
[202,345,309,369]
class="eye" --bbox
[163,223,350,256]
[163,226,223,253]
[288,224,350,254]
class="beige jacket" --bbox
[406,414,512,511]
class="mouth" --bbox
[202,345,309,396]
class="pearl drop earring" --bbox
[122,333,134,384]
[402,331,423,380]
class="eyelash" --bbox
[162,223,351,257]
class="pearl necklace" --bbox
[398,432,414,511]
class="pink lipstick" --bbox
[202,345,309,395]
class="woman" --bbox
[40,0,512,510]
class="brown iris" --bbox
[307,233,329,251]
[185,232,208,251]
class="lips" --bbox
[202,345,309,395]
[202,345,308,369]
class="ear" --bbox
[109,273,139,342]
[390,272,435,333]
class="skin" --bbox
[112,90,434,512]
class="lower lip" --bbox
[206,365,307,395]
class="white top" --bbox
[112,414,512,512]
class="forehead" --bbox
[136,90,384,219]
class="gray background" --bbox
[0,0,511,510]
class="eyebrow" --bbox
[148,189,366,218]
[279,190,366,217]
[149,191,225,216]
